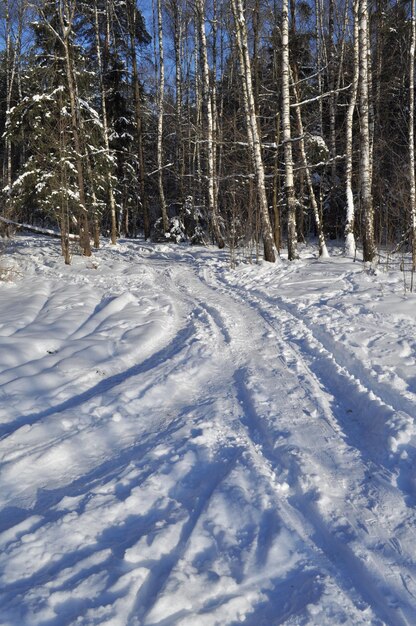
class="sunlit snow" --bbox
[0,235,415,626]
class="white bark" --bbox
[230,0,276,262]
[411,0,416,269]
[57,0,92,256]
[282,0,298,260]
[94,0,118,245]
[195,0,224,248]
[4,0,25,199]
[359,0,376,262]
[156,0,169,232]
[345,0,359,257]
[290,69,328,258]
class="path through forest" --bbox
[0,237,415,625]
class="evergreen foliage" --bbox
[1,0,415,262]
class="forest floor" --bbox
[0,235,416,626]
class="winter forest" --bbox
[1,0,416,264]
[2,2,416,625]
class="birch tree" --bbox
[156,0,169,233]
[43,0,92,256]
[230,0,277,262]
[282,0,298,260]
[290,72,329,258]
[345,0,359,257]
[359,0,376,262]
[2,0,26,203]
[126,0,151,239]
[410,0,416,270]
[195,0,224,248]
[93,0,117,245]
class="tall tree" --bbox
[155,0,169,234]
[230,0,276,262]
[93,0,117,245]
[195,0,224,248]
[345,0,359,257]
[126,0,151,238]
[359,0,376,262]
[282,0,298,260]
[410,0,416,269]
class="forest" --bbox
[0,0,415,266]
[2,3,416,622]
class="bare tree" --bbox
[359,0,376,262]
[127,1,150,239]
[410,0,416,270]
[230,0,276,262]
[345,0,359,257]
[2,0,27,203]
[195,0,224,248]
[155,0,169,233]
[282,0,298,260]
[290,71,329,258]
[36,0,92,255]
[93,0,117,245]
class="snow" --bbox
[0,235,416,626]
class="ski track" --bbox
[0,239,415,625]
[163,262,415,625]
[193,259,416,624]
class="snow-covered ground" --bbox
[0,235,416,626]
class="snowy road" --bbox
[0,237,416,625]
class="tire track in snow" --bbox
[128,447,241,625]
[271,293,416,426]
[249,292,416,508]
[191,261,416,625]
[213,268,415,481]
[232,368,414,626]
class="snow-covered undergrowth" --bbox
[0,235,416,626]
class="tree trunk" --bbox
[282,0,298,260]
[359,0,376,262]
[94,0,118,245]
[172,0,185,202]
[4,0,25,206]
[156,0,169,233]
[231,0,276,262]
[290,69,328,258]
[195,0,225,248]
[60,1,91,256]
[128,6,149,239]
[328,0,337,208]
[345,0,359,257]
[410,0,416,270]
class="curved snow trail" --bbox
[0,239,415,626]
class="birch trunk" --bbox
[359,0,376,262]
[328,0,337,204]
[156,0,169,233]
[4,0,25,203]
[94,0,118,245]
[410,0,416,270]
[128,12,149,239]
[172,0,185,201]
[282,0,298,260]
[315,0,324,137]
[231,0,277,262]
[195,0,224,248]
[345,0,359,257]
[59,0,91,256]
[290,71,329,258]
